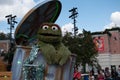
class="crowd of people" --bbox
[89,66,120,80]
[73,65,120,80]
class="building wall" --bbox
[104,34,111,53]
[97,53,111,69]
[92,28,120,69]
[109,31,120,54]
[97,53,120,69]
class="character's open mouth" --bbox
[40,33,60,37]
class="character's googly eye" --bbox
[52,26,58,31]
[42,25,49,30]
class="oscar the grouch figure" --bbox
[37,23,71,65]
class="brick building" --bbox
[92,27,120,69]
[0,40,10,53]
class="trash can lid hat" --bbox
[15,0,62,45]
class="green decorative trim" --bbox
[16,34,29,39]
[50,2,59,22]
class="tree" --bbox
[62,32,82,56]
[79,29,98,72]
[62,30,98,73]
[0,32,10,40]
[0,32,7,40]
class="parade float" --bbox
[11,0,76,80]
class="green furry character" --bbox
[37,23,71,65]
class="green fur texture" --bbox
[37,23,71,65]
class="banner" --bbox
[94,37,104,51]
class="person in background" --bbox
[89,71,95,80]
[97,70,105,80]
[117,65,120,80]
[73,67,81,80]
[111,67,118,80]
[104,67,111,80]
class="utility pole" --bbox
[69,7,78,37]
[5,14,17,71]
[5,14,17,52]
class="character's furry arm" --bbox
[38,41,56,64]
[55,43,71,65]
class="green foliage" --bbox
[80,29,98,65]
[0,32,10,40]
[62,30,98,72]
